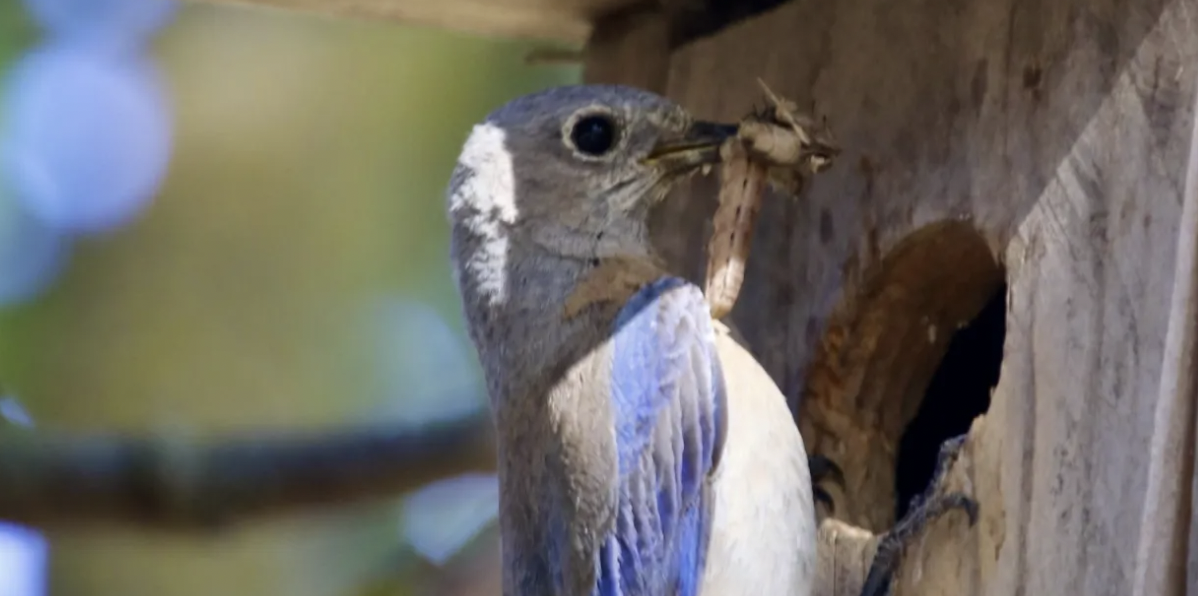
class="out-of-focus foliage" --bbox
[0,2,177,591]
[0,0,580,594]
[1,0,176,305]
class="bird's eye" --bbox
[568,114,618,157]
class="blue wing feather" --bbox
[597,276,728,596]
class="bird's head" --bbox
[447,84,736,262]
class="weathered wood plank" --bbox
[588,0,1198,593]
[190,0,613,42]
[583,5,671,93]
[188,0,809,51]
[1131,60,1198,596]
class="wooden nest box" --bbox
[200,0,1198,593]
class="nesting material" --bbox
[704,80,839,319]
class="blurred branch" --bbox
[0,415,496,531]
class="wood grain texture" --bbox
[583,4,671,93]
[587,0,1198,593]
[1132,66,1198,596]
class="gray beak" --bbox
[643,120,739,171]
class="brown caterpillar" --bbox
[704,80,839,320]
[705,137,769,320]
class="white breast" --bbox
[701,321,817,596]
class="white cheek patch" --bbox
[451,123,519,224]
[447,122,521,306]
[468,233,509,307]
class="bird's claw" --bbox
[857,434,977,596]
[810,453,846,486]
[809,454,844,514]
[814,486,836,513]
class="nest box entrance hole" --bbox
[894,282,1004,520]
[803,221,1006,531]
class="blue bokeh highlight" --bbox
[0,0,177,307]
[1,42,173,234]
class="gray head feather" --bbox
[448,84,731,312]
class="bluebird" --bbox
[446,84,815,596]
[445,84,973,596]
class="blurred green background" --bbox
[0,2,579,594]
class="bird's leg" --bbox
[901,434,967,515]
[809,454,844,513]
[858,434,978,596]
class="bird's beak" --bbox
[643,120,739,172]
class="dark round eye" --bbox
[569,114,618,157]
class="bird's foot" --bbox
[809,454,845,514]
[903,434,968,516]
[857,434,978,596]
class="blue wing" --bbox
[596,276,729,596]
